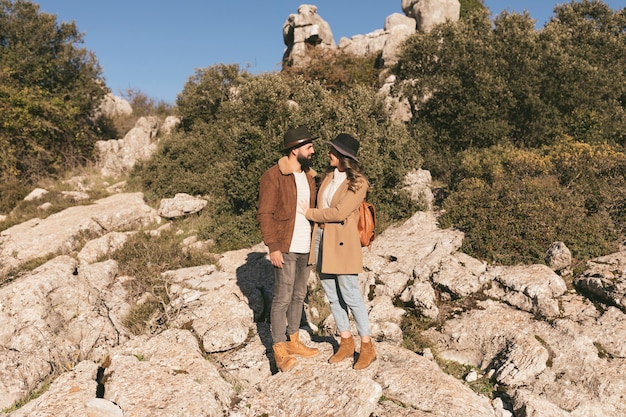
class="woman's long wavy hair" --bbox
[326,148,368,192]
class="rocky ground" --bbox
[1,170,625,416]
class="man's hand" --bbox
[269,250,284,268]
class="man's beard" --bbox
[297,154,313,170]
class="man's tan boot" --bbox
[273,342,297,372]
[353,340,376,370]
[328,336,355,364]
[286,331,320,357]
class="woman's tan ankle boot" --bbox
[354,340,376,370]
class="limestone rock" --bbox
[0,256,125,410]
[23,187,49,201]
[381,13,417,66]
[97,93,132,118]
[233,353,382,417]
[160,115,180,136]
[379,74,413,123]
[403,168,435,209]
[545,241,572,272]
[95,116,160,177]
[6,361,100,417]
[282,4,335,67]
[166,264,254,353]
[77,231,132,265]
[402,0,461,33]
[104,329,234,416]
[0,192,159,276]
[486,264,567,318]
[432,251,489,297]
[157,193,208,218]
[575,251,626,312]
[374,344,499,416]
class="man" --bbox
[257,126,320,372]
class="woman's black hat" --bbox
[327,133,360,162]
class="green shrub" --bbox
[0,0,108,185]
[395,1,626,185]
[133,66,421,251]
[282,48,383,91]
[440,141,624,264]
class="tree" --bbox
[0,0,107,201]
[134,66,420,251]
[539,0,626,146]
[176,64,250,131]
[459,0,486,18]
[393,1,626,181]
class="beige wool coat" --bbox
[306,172,368,274]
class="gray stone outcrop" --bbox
[95,115,180,178]
[0,192,160,276]
[96,116,159,177]
[283,1,460,68]
[545,240,573,272]
[575,251,626,312]
[157,193,208,219]
[97,93,132,119]
[402,0,461,33]
[282,4,336,67]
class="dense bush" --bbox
[133,65,421,251]
[281,48,383,91]
[393,0,626,264]
[0,0,108,208]
[394,0,626,182]
[439,139,626,264]
[459,0,486,18]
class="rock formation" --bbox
[402,0,462,33]
[97,93,132,119]
[95,114,180,177]
[282,4,336,67]
[282,1,461,68]
[1,167,626,416]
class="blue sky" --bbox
[34,1,625,104]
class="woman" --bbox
[301,133,376,370]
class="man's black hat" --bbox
[283,126,316,151]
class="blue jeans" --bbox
[270,252,311,343]
[315,229,370,337]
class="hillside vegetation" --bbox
[1,0,625,267]
[0,0,108,210]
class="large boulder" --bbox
[96,116,160,177]
[402,0,461,33]
[282,4,336,67]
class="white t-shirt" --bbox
[322,169,347,208]
[289,171,312,253]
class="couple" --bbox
[257,126,376,372]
